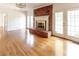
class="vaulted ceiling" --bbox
[0,3,52,11]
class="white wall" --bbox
[0,13,4,27]
[53,3,79,12]
[7,11,26,31]
[0,7,26,31]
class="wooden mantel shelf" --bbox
[29,28,51,38]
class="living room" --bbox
[0,3,79,56]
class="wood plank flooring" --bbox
[0,28,79,56]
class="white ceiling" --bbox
[0,3,52,11]
[26,3,52,9]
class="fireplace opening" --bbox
[36,21,46,31]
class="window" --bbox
[27,16,33,28]
[68,10,79,37]
[55,12,63,34]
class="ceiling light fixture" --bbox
[16,3,26,8]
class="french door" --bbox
[54,9,79,42]
[53,12,64,37]
[67,10,79,38]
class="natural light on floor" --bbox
[66,41,79,56]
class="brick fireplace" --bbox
[34,5,52,32]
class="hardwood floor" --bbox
[0,28,79,56]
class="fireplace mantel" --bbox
[35,16,49,31]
